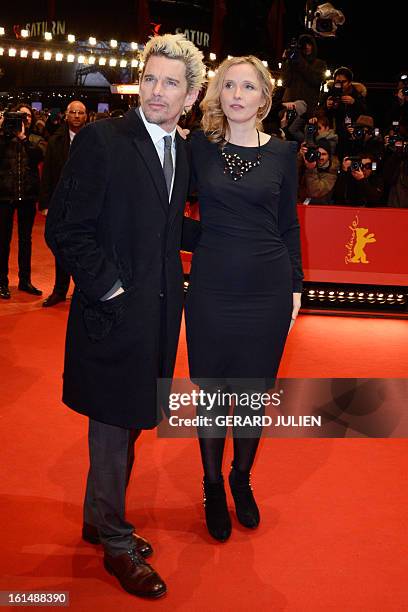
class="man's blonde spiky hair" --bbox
[142,33,206,91]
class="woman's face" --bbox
[220,63,265,127]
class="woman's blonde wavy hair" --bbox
[201,55,274,144]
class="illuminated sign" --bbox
[110,84,140,94]
[14,21,66,38]
[175,27,210,48]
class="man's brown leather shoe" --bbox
[82,522,153,558]
[104,547,166,598]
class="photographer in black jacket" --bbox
[320,67,367,159]
[342,115,384,162]
[282,34,326,118]
[333,153,384,206]
[383,119,408,207]
[0,104,45,299]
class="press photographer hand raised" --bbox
[351,167,365,180]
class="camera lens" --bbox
[305,147,321,163]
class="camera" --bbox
[347,157,377,172]
[348,156,362,171]
[285,37,300,62]
[286,107,297,125]
[304,123,321,163]
[352,125,365,140]
[330,81,343,104]
[2,111,27,137]
[388,121,401,147]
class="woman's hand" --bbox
[176,124,190,140]
[289,292,302,332]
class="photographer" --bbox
[298,138,340,204]
[386,77,408,128]
[281,100,308,143]
[343,115,384,161]
[282,34,327,117]
[314,111,338,155]
[383,120,408,207]
[0,104,45,299]
[333,154,384,206]
[320,67,367,158]
[264,87,307,141]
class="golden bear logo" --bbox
[345,215,376,264]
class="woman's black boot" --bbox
[202,476,232,542]
[228,465,260,529]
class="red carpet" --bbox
[0,215,407,611]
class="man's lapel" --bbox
[126,108,169,212]
[168,131,189,225]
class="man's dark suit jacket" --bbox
[39,124,71,210]
[45,109,189,429]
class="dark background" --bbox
[0,1,404,119]
[1,1,404,82]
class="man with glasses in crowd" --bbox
[321,66,368,159]
[333,153,384,206]
[40,100,87,307]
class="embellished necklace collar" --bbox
[221,130,262,181]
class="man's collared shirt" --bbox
[69,129,77,144]
[138,106,176,199]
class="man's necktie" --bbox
[162,135,173,198]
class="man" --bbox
[320,66,367,159]
[40,100,87,307]
[343,114,384,161]
[383,119,408,208]
[282,34,326,117]
[333,154,384,206]
[0,104,45,299]
[298,138,340,204]
[322,66,367,121]
[386,77,408,128]
[45,34,204,599]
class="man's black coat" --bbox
[39,124,71,210]
[45,109,189,429]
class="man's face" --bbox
[317,121,329,134]
[317,148,330,167]
[361,158,373,178]
[334,76,351,93]
[66,101,87,131]
[139,55,198,132]
[303,42,313,55]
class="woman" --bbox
[185,56,303,541]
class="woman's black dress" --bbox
[185,130,303,386]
